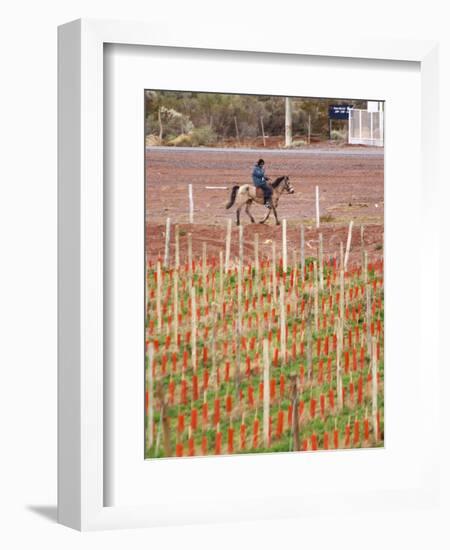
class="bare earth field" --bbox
[145,146,384,266]
[145,145,385,457]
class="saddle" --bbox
[255,187,265,200]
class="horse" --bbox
[225,175,294,226]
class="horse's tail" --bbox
[226,185,240,209]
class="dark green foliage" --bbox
[145,90,367,144]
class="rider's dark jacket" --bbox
[252,164,267,187]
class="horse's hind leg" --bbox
[235,195,248,226]
[245,201,256,223]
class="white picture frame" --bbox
[58,18,440,531]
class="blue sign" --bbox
[328,105,353,120]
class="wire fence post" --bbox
[188,184,194,224]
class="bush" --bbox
[330,129,347,141]
[166,126,218,147]
[291,139,308,147]
[146,134,163,146]
[190,126,218,146]
[167,133,194,146]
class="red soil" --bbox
[145,147,384,266]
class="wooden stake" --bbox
[371,336,378,440]
[174,224,180,270]
[292,249,298,290]
[366,284,372,356]
[282,218,287,273]
[235,307,242,392]
[219,250,224,309]
[163,217,171,268]
[306,322,313,382]
[211,302,217,376]
[156,261,162,334]
[315,186,320,228]
[238,224,244,340]
[202,242,207,306]
[236,226,244,390]
[225,218,232,272]
[336,319,343,410]
[313,261,319,331]
[363,250,368,284]
[146,342,154,449]
[191,286,197,371]
[360,225,365,269]
[344,220,354,272]
[254,232,259,278]
[188,184,194,224]
[263,339,270,446]
[291,375,300,451]
[280,283,286,364]
[187,232,192,273]
[300,224,305,281]
[272,242,277,303]
[239,224,244,268]
[318,232,324,290]
[173,269,179,349]
[237,241,243,327]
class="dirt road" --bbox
[145,146,384,266]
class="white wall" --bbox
[0,1,448,547]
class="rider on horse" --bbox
[252,159,272,208]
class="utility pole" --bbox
[285,97,292,147]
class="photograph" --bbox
[144,90,384,458]
[0,0,443,542]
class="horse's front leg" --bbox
[245,201,256,223]
[272,205,280,225]
[236,207,241,226]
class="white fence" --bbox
[348,108,384,147]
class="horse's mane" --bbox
[271,176,286,188]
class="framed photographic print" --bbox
[58,18,440,530]
[142,90,385,462]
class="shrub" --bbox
[146,134,163,146]
[190,126,218,146]
[291,139,308,147]
[167,126,218,147]
[167,133,194,147]
[330,129,347,141]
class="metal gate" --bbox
[348,108,384,146]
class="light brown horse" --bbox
[225,175,294,226]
